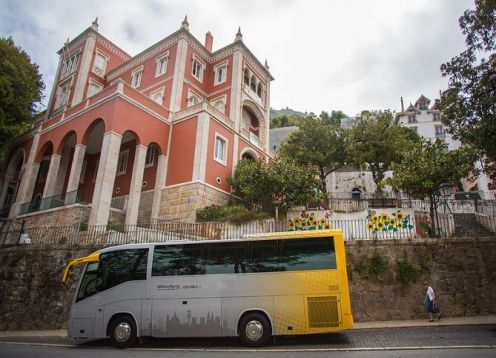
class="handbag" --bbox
[432,302,440,314]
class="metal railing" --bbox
[110,195,127,210]
[18,188,87,215]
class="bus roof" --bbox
[95,229,342,253]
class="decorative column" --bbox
[88,132,122,226]
[9,129,41,217]
[42,154,62,198]
[192,111,210,182]
[65,144,86,204]
[125,145,147,226]
[229,48,243,131]
[151,155,167,219]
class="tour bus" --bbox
[62,229,353,348]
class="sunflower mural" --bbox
[366,209,414,234]
[288,211,332,231]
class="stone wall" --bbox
[346,237,496,321]
[0,237,494,330]
[159,183,232,222]
[17,205,90,229]
[0,245,99,330]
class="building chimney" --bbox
[205,31,213,52]
[400,96,404,112]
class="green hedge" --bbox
[196,205,270,224]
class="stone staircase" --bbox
[452,213,494,237]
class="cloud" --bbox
[0,0,475,115]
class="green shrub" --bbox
[353,251,388,280]
[196,205,222,222]
[196,205,270,224]
[396,259,421,285]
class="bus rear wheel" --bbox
[239,312,271,347]
[109,315,137,348]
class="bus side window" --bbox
[279,237,336,271]
[206,242,248,274]
[98,249,148,291]
[152,244,205,276]
[247,241,279,273]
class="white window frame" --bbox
[116,150,129,176]
[187,89,201,107]
[145,145,156,168]
[92,50,109,77]
[54,78,72,109]
[214,61,228,85]
[155,52,169,77]
[87,79,104,98]
[212,94,227,114]
[61,51,80,78]
[150,87,165,105]
[213,133,228,166]
[191,55,205,82]
[131,66,144,88]
[434,124,444,136]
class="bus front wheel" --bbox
[109,315,137,348]
[239,312,271,347]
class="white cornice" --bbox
[107,33,181,81]
[96,35,131,62]
[106,28,273,83]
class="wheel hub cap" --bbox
[245,320,263,341]
[115,322,131,342]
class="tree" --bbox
[386,139,476,236]
[347,110,420,194]
[319,110,347,126]
[279,115,348,204]
[439,0,496,178]
[228,157,319,212]
[270,114,299,128]
[0,37,44,159]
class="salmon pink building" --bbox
[0,17,273,226]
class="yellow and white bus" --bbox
[62,229,353,348]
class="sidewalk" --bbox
[0,315,495,338]
[353,314,496,330]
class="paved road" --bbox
[0,324,495,357]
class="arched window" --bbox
[257,82,262,97]
[250,75,257,92]
[244,68,250,85]
[214,100,225,114]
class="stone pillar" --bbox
[42,154,62,198]
[169,36,188,112]
[88,132,122,226]
[53,150,71,197]
[151,155,167,219]
[71,35,96,106]
[0,174,13,206]
[229,49,243,131]
[125,145,147,226]
[232,134,239,176]
[10,130,41,217]
[10,163,39,217]
[65,144,86,204]
[192,112,210,182]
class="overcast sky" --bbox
[1,0,473,116]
